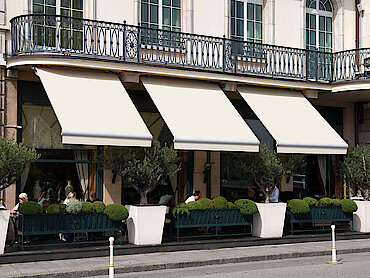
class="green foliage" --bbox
[46,204,60,214]
[319,197,333,206]
[101,140,179,205]
[332,199,342,207]
[303,197,319,207]
[342,145,370,198]
[66,200,82,214]
[172,203,189,217]
[103,204,129,221]
[287,199,310,214]
[212,196,228,209]
[93,201,106,212]
[234,199,258,215]
[238,144,284,202]
[0,137,40,191]
[341,199,358,213]
[197,198,213,209]
[186,201,202,210]
[82,202,96,213]
[59,204,67,213]
[227,202,236,208]
[18,201,43,215]
[278,154,306,177]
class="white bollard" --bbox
[327,225,342,264]
[109,237,115,277]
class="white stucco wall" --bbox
[193,0,225,37]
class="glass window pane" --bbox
[150,5,158,24]
[230,19,235,36]
[247,21,253,38]
[141,3,148,22]
[172,0,180,8]
[325,2,332,12]
[255,5,262,21]
[319,16,325,31]
[142,0,148,2]
[255,23,262,40]
[247,3,254,20]
[34,0,44,4]
[46,6,56,14]
[326,33,332,48]
[306,30,309,46]
[237,19,244,37]
[319,32,325,46]
[310,30,316,46]
[33,4,44,14]
[306,13,309,28]
[72,11,83,18]
[319,2,325,10]
[150,0,158,3]
[46,0,56,5]
[310,14,316,29]
[61,8,71,17]
[172,9,181,27]
[61,0,70,8]
[326,17,332,32]
[73,0,83,10]
[231,0,235,18]
[163,0,170,5]
[309,0,316,8]
[236,1,244,18]
[163,7,170,26]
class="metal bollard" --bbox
[109,237,115,277]
[327,225,342,264]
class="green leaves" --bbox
[0,137,40,191]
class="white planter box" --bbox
[353,200,370,233]
[125,205,167,245]
[253,203,286,238]
[0,210,10,254]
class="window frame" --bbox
[230,0,263,43]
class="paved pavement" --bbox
[2,238,370,277]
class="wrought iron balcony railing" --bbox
[10,14,370,83]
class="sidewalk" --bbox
[3,238,370,278]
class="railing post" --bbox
[109,237,114,277]
[123,20,126,61]
[137,23,141,63]
[222,35,226,73]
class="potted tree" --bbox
[342,145,370,232]
[100,140,179,245]
[0,137,39,254]
[240,144,286,238]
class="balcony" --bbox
[9,14,370,83]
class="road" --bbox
[91,252,370,278]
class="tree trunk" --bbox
[139,191,148,205]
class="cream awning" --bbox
[238,87,348,154]
[141,77,259,152]
[36,68,152,147]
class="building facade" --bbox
[1,0,369,209]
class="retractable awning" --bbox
[36,68,152,147]
[237,87,348,154]
[141,77,259,152]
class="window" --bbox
[141,0,181,32]
[33,0,83,49]
[306,0,332,52]
[230,0,262,43]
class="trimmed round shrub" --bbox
[341,199,358,213]
[59,204,67,213]
[319,197,333,207]
[234,199,258,215]
[303,197,319,207]
[227,202,236,208]
[18,201,43,215]
[212,196,228,209]
[104,204,129,221]
[172,203,189,217]
[93,201,106,212]
[82,202,96,213]
[46,204,60,214]
[287,199,310,214]
[66,200,82,214]
[197,198,213,209]
[186,201,202,210]
[332,199,342,207]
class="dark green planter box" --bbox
[175,208,253,241]
[18,212,123,249]
[285,206,353,235]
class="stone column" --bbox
[103,170,122,205]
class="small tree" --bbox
[0,137,40,191]
[342,145,370,199]
[240,144,284,203]
[100,140,180,205]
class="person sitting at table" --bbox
[63,192,76,205]
[185,190,201,204]
[11,193,28,214]
[86,192,99,203]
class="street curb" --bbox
[6,247,370,278]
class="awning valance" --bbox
[237,87,348,154]
[141,77,259,152]
[36,68,152,147]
